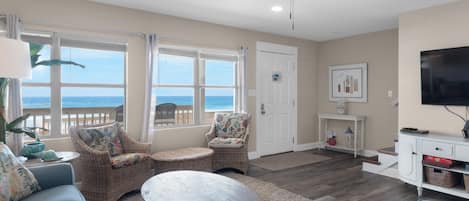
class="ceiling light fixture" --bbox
[271,6,283,12]
[290,0,295,31]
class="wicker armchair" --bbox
[205,113,250,174]
[70,124,153,201]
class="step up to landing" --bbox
[362,146,399,179]
[361,155,380,165]
[378,146,398,156]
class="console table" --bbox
[318,113,366,158]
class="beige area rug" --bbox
[118,172,313,201]
[250,152,331,171]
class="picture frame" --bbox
[329,63,368,102]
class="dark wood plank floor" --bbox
[247,149,466,201]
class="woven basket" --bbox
[424,166,460,188]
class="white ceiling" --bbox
[89,0,457,41]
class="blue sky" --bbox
[23,45,234,97]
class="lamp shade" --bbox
[0,37,32,79]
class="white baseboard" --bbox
[248,142,320,160]
[250,142,373,159]
[293,142,322,152]
[248,151,260,160]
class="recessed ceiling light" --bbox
[271,6,283,12]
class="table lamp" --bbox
[0,37,32,143]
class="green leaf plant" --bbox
[0,43,84,143]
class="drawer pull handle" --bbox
[435,147,441,151]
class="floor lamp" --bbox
[0,37,32,143]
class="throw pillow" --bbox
[78,122,124,156]
[214,113,250,138]
[0,143,41,201]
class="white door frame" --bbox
[256,41,298,157]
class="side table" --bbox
[23,151,80,167]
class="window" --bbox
[152,47,241,128]
[21,33,126,138]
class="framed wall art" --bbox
[329,63,368,102]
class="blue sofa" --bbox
[21,163,86,201]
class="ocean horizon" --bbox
[23,96,234,111]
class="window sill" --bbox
[153,124,211,132]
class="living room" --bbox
[1,0,469,201]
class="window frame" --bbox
[153,45,241,129]
[21,32,127,138]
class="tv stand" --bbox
[398,132,469,199]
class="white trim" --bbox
[248,151,260,160]
[255,41,298,157]
[256,41,298,55]
[22,82,50,87]
[23,83,125,88]
[193,52,201,125]
[61,83,124,88]
[249,143,321,160]
[153,84,195,88]
[362,149,379,157]
[293,142,322,152]
[50,33,62,137]
[154,85,236,89]
[159,44,238,57]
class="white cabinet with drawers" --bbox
[398,132,469,199]
[422,140,453,158]
[398,134,417,184]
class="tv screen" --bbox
[421,46,469,106]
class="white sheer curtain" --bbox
[238,46,248,113]
[140,33,159,143]
[6,15,24,155]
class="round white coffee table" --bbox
[141,170,257,201]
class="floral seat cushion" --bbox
[214,113,250,138]
[0,143,41,201]
[111,153,149,169]
[208,137,245,148]
[78,123,124,156]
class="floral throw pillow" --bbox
[0,143,41,201]
[214,113,250,138]
[78,122,124,156]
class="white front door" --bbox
[256,42,297,157]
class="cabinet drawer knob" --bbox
[412,152,417,155]
[435,147,440,151]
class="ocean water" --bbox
[22,96,234,111]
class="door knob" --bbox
[260,104,266,115]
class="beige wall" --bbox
[399,1,469,135]
[317,29,399,150]
[0,0,318,152]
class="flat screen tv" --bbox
[421,46,469,106]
